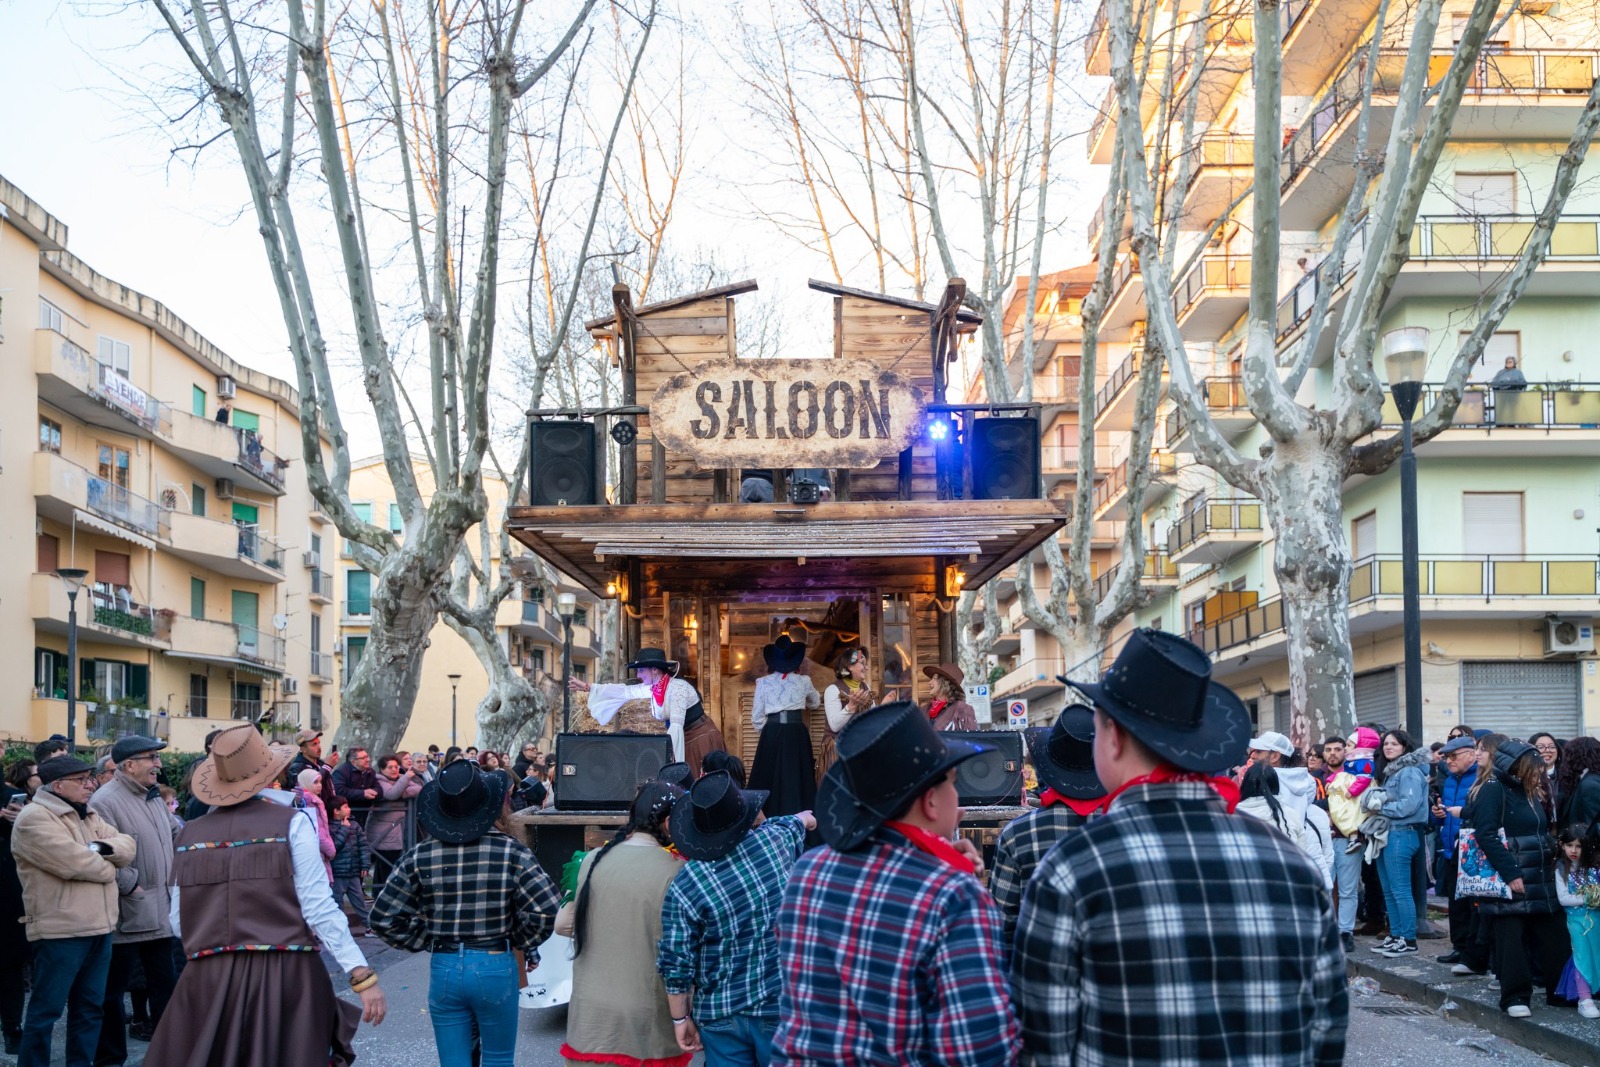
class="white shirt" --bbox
[169,788,368,973]
[751,671,821,730]
[586,678,699,762]
[823,681,869,734]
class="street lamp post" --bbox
[557,591,578,733]
[448,674,462,749]
[1383,327,1428,742]
[58,568,89,749]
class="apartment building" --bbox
[979,0,1600,740]
[1,175,340,752]
[337,456,602,754]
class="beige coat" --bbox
[11,788,136,941]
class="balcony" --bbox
[1179,134,1253,232]
[1093,345,1161,430]
[309,651,333,683]
[166,411,287,496]
[1100,254,1145,335]
[310,569,334,604]
[169,616,287,673]
[1092,549,1181,603]
[166,511,287,583]
[1085,0,1110,75]
[30,573,172,651]
[33,451,168,546]
[1279,0,1383,95]
[1092,450,1178,520]
[1174,16,1253,127]
[1030,356,1081,410]
[994,656,1065,702]
[1041,443,1084,488]
[34,330,172,441]
[1166,377,1257,450]
[1275,215,1371,353]
[85,704,154,743]
[511,598,561,641]
[1173,255,1250,341]
[1167,497,1264,565]
[1373,383,1600,448]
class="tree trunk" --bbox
[337,603,433,758]
[1259,431,1354,746]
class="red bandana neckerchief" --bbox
[1099,764,1241,813]
[885,820,976,875]
[650,676,670,707]
[1039,788,1106,817]
[927,699,948,722]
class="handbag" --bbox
[1455,827,1513,900]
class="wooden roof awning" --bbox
[506,499,1068,599]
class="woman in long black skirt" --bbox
[748,634,821,816]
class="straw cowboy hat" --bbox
[189,725,298,808]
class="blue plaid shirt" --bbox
[656,815,808,1023]
[774,825,1019,1066]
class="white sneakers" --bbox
[1450,963,1483,976]
[1580,999,1600,1020]
[1507,1005,1532,1018]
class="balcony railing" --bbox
[1168,497,1264,555]
[1185,133,1254,191]
[236,527,286,572]
[1087,85,1115,161]
[1093,451,1178,513]
[184,695,209,717]
[1411,214,1600,261]
[233,430,286,491]
[1281,50,1371,193]
[85,704,151,741]
[1167,376,1253,442]
[1275,215,1372,344]
[1041,444,1082,472]
[522,600,542,625]
[236,630,287,667]
[1092,549,1180,602]
[310,651,331,680]
[310,569,334,600]
[1094,347,1144,418]
[86,476,168,539]
[1379,382,1600,429]
[89,589,171,641]
[994,657,1067,698]
[1085,0,1108,67]
[1175,255,1249,318]
[232,699,263,722]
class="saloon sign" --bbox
[650,358,926,468]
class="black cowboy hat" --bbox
[763,634,807,674]
[816,701,988,851]
[1028,703,1106,800]
[417,759,510,845]
[656,761,695,791]
[627,648,678,675]
[1058,628,1251,774]
[670,770,771,861]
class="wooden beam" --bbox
[585,279,760,331]
[614,284,638,505]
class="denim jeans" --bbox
[332,875,371,927]
[1378,826,1423,942]
[698,1011,777,1067]
[19,933,111,1067]
[96,937,177,1065]
[428,948,519,1067]
[1332,844,1363,934]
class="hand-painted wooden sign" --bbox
[650,358,926,468]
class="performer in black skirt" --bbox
[748,634,821,816]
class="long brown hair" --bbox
[1468,733,1510,801]
[1560,737,1600,805]
[1508,748,1549,809]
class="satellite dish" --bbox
[273,614,289,632]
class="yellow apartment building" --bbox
[337,456,602,755]
[1,174,340,753]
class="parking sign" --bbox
[1007,699,1029,729]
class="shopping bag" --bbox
[1454,827,1513,900]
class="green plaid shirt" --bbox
[656,815,808,1023]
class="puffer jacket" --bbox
[1376,749,1432,826]
[1472,754,1559,917]
[1276,768,1320,825]
[10,788,136,941]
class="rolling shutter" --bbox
[1461,661,1580,739]
[1463,493,1523,557]
[1354,668,1400,728]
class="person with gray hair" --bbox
[93,756,116,789]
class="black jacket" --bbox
[1472,763,1558,916]
[1559,773,1600,836]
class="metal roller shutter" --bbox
[1461,661,1581,740]
[1354,668,1400,729]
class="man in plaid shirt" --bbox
[775,701,1018,1066]
[1013,630,1347,1066]
[658,771,814,1065]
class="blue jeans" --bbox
[699,1011,777,1067]
[1378,826,1423,942]
[428,948,519,1067]
[1332,843,1363,934]
[332,875,370,927]
[19,933,112,1067]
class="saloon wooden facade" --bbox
[507,279,1069,765]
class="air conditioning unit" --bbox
[216,375,237,399]
[302,551,320,569]
[215,477,236,500]
[1545,616,1595,657]
[282,677,299,696]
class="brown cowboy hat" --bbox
[190,725,297,808]
[923,662,965,690]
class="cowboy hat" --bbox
[1057,628,1250,774]
[1028,704,1105,800]
[923,662,965,690]
[190,725,298,808]
[816,701,988,851]
[671,770,771,861]
[416,759,510,845]
[763,634,807,674]
[626,648,679,675]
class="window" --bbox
[389,503,403,533]
[190,577,206,620]
[352,502,373,523]
[1463,492,1524,556]
[191,483,206,517]
[574,607,590,627]
[527,648,546,673]
[310,532,322,559]
[188,673,209,717]
[93,660,130,703]
[345,636,368,683]
[38,416,61,454]
[231,409,260,433]
[309,694,323,731]
[1351,511,1377,560]
[97,336,132,378]
[38,300,63,333]
[1454,172,1516,215]
[232,681,262,721]
[310,613,322,653]
[574,663,588,682]
[36,534,59,574]
[97,444,130,489]
[35,649,66,698]
[192,385,206,417]
[346,570,372,616]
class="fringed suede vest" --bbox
[173,797,317,959]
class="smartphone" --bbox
[331,745,339,755]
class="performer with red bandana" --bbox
[573,649,727,767]
[921,662,978,731]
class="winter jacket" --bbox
[1276,768,1320,826]
[1375,749,1431,827]
[10,788,136,941]
[1237,794,1336,890]
[1559,772,1600,836]
[286,752,334,806]
[330,817,371,879]
[331,761,382,811]
[1434,768,1475,860]
[1326,750,1377,836]
[87,772,179,943]
[1472,757,1559,917]
[366,770,423,853]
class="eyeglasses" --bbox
[130,754,163,763]
[1535,743,1559,752]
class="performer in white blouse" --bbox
[568,648,728,766]
[748,634,822,816]
[819,647,874,779]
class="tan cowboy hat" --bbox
[923,662,965,690]
[190,725,297,808]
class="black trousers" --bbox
[94,938,176,1065]
[0,936,27,1038]
[1438,855,1476,952]
[1491,910,1571,1010]
[1360,855,1387,923]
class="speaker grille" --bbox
[973,417,1040,500]
[554,734,673,811]
[529,421,596,506]
[946,730,1025,805]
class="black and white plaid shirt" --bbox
[990,803,1094,958]
[1012,781,1347,1067]
[370,831,559,958]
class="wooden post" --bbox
[613,284,638,506]
[960,411,976,500]
[772,469,790,504]
[652,439,667,504]
[897,448,913,501]
[595,414,609,504]
[834,469,852,502]
[712,470,731,504]
[931,279,967,405]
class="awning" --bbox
[73,509,156,551]
[162,649,286,677]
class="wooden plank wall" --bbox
[633,296,733,504]
[835,296,940,501]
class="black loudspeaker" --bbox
[972,416,1040,500]
[947,730,1025,806]
[529,420,597,506]
[554,733,674,811]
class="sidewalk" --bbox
[1348,925,1600,1065]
